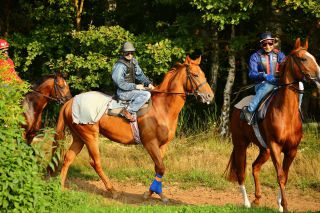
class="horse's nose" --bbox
[206,93,214,102]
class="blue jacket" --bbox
[248,49,285,82]
[112,57,151,91]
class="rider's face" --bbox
[123,51,134,60]
[261,39,274,53]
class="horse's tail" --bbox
[224,108,247,183]
[48,99,71,175]
[224,149,239,182]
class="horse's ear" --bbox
[193,55,201,65]
[184,55,191,64]
[303,37,309,50]
[294,38,301,49]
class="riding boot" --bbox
[120,109,136,122]
[242,106,253,125]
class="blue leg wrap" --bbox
[149,174,163,194]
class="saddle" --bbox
[107,95,152,118]
[235,90,277,124]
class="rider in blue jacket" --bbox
[242,32,286,124]
[112,42,154,122]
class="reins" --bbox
[31,76,67,104]
[150,64,208,97]
[233,49,309,97]
[31,89,63,102]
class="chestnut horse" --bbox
[22,73,72,144]
[51,55,214,201]
[226,38,320,212]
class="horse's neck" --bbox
[274,65,300,112]
[29,79,53,109]
[152,93,186,119]
[151,72,187,122]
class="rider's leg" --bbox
[117,90,151,121]
[242,82,276,124]
[127,90,151,115]
[248,82,276,112]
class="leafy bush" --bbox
[0,72,62,212]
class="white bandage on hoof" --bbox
[277,190,283,212]
[240,185,251,208]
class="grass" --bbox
[43,123,320,212]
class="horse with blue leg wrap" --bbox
[50,55,214,202]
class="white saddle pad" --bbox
[72,91,113,124]
[234,95,254,109]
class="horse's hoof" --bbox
[251,199,260,207]
[278,206,284,212]
[111,191,120,199]
[143,191,152,200]
[244,200,251,208]
[159,193,169,203]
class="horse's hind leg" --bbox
[252,148,270,206]
[85,138,117,197]
[234,142,251,208]
[60,134,84,189]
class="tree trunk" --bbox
[75,0,84,31]
[241,54,247,85]
[209,27,219,91]
[219,25,236,137]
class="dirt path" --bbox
[70,178,320,212]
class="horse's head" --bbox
[52,73,72,104]
[183,55,214,104]
[287,38,320,85]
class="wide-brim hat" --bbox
[260,32,275,43]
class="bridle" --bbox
[277,48,312,93]
[31,76,68,104]
[151,64,209,98]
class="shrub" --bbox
[0,71,62,212]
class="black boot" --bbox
[242,106,253,125]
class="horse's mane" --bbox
[156,63,184,91]
[32,74,56,89]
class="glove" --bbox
[265,74,277,84]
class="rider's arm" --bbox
[248,53,265,82]
[278,51,286,63]
[134,59,152,87]
[112,63,136,91]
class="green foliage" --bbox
[48,25,186,92]
[138,38,186,77]
[277,0,320,17]
[191,0,254,30]
[0,74,62,212]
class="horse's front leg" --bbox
[269,142,288,212]
[143,140,168,202]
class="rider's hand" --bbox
[265,74,277,84]
[148,84,155,90]
[136,84,145,90]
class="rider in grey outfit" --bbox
[112,42,154,122]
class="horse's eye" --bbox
[192,73,199,77]
[300,58,307,62]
